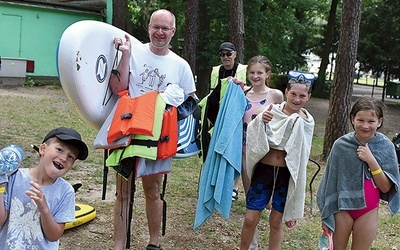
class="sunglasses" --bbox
[219,52,233,57]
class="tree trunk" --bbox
[195,0,212,98]
[112,0,132,34]
[314,0,339,98]
[229,0,245,63]
[184,0,198,77]
[322,0,362,159]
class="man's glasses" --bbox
[150,24,175,32]
[219,52,233,57]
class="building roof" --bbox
[1,0,107,14]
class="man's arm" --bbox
[109,34,131,94]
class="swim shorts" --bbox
[246,162,290,212]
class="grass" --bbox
[1,84,400,249]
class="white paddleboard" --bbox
[57,20,141,130]
[57,20,200,158]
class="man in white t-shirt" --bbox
[110,9,196,250]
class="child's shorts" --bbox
[246,163,290,213]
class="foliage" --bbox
[358,0,400,80]
[25,77,36,87]
[124,0,330,76]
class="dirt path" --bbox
[305,84,400,138]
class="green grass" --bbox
[1,85,400,249]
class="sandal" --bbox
[318,232,333,250]
[318,235,330,250]
[146,244,162,250]
[285,220,297,230]
[232,189,238,201]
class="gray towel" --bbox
[317,132,400,231]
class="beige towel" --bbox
[246,102,314,222]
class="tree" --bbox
[357,0,400,100]
[183,0,199,75]
[322,0,362,159]
[112,0,133,34]
[229,0,244,63]
[314,0,340,98]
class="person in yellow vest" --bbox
[209,42,247,201]
[209,42,247,92]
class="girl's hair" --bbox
[246,55,272,86]
[350,97,385,129]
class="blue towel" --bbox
[194,81,246,229]
[317,132,400,232]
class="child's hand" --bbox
[262,104,273,123]
[357,143,375,164]
[25,181,49,213]
[321,223,332,236]
[231,77,245,89]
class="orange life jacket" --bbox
[107,90,157,143]
[157,105,178,159]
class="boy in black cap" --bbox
[0,127,88,249]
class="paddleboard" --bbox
[57,20,200,158]
[57,20,141,130]
[65,203,96,230]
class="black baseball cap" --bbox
[42,127,89,160]
[219,42,236,52]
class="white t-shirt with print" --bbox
[127,43,196,177]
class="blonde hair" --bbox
[246,55,272,86]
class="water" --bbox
[0,144,24,175]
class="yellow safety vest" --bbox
[209,63,247,91]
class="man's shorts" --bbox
[246,163,290,213]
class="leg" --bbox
[249,227,259,250]
[268,209,284,250]
[333,211,354,250]
[142,174,163,247]
[233,177,240,201]
[113,173,133,250]
[351,208,378,250]
[241,153,251,196]
[240,209,262,250]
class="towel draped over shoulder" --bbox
[246,102,314,222]
[317,132,400,232]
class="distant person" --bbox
[0,127,89,249]
[110,9,196,250]
[317,97,400,249]
[240,71,315,249]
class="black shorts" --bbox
[246,163,290,212]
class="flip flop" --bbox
[146,244,162,250]
[318,235,330,250]
[232,189,239,201]
[285,220,297,230]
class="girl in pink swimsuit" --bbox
[232,55,284,249]
[232,55,283,200]
[318,97,399,250]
